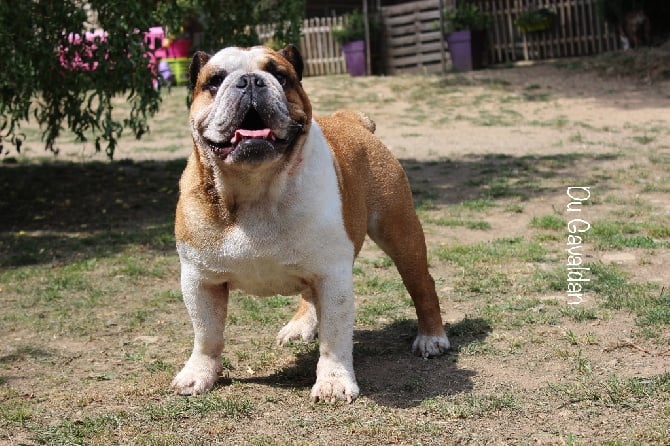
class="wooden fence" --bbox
[258,16,347,76]
[256,0,620,76]
[381,0,620,74]
[381,0,446,74]
[484,0,619,63]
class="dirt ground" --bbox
[1,47,669,445]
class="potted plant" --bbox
[443,2,491,71]
[333,10,368,76]
[514,7,555,33]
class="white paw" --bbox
[276,316,317,346]
[412,334,450,358]
[171,355,222,395]
[310,374,359,403]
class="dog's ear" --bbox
[279,44,304,81]
[189,51,210,91]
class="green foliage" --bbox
[196,0,305,51]
[514,7,555,33]
[156,0,201,39]
[0,0,305,159]
[266,0,305,49]
[333,10,367,44]
[444,2,492,33]
[0,0,165,159]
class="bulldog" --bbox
[171,45,450,403]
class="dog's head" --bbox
[188,45,311,168]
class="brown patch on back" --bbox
[331,110,376,134]
[315,109,412,254]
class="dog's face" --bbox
[188,45,311,168]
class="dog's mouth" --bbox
[204,108,277,160]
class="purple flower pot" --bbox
[445,30,486,71]
[342,40,366,76]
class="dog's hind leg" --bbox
[277,290,318,345]
[366,175,450,358]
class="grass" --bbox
[228,294,295,326]
[31,395,254,445]
[143,394,254,420]
[529,214,564,231]
[1,65,669,444]
[588,220,670,250]
[423,215,492,230]
[461,199,496,211]
[537,262,668,331]
[548,372,670,410]
[422,392,519,418]
[433,236,547,268]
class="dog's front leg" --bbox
[171,263,228,395]
[310,271,359,403]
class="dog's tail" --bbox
[331,110,376,134]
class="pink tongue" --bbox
[231,128,273,145]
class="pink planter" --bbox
[167,38,192,58]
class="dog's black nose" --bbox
[236,74,265,90]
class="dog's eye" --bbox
[205,74,225,94]
[273,71,287,87]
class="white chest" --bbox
[177,122,354,297]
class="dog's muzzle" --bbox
[202,73,303,163]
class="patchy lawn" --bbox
[1,48,669,445]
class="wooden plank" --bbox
[382,0,439,17]
[389,53,443,68]
[383,10,440,26]
[317,17,326,76]
[594,0,603,53]
[558,0,567,56]
[491,0,503,62]
[587,0,598,53]
[301,19,312,76]
[324,17,334,75]
[316,17,326,76]
[390,48,443,63]
[588,1,601,53]
[389,31,443,46]
[385,24,440,36]
[306,17,317,75]
[576,0,584,54]
[507,0,517,61]
[387,42,444,57]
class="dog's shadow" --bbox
[238,317,489,408]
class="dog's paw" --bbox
[412,334,450,358]
[171,356,222,395]
[276,317,317,346]
[310,375,359,404]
